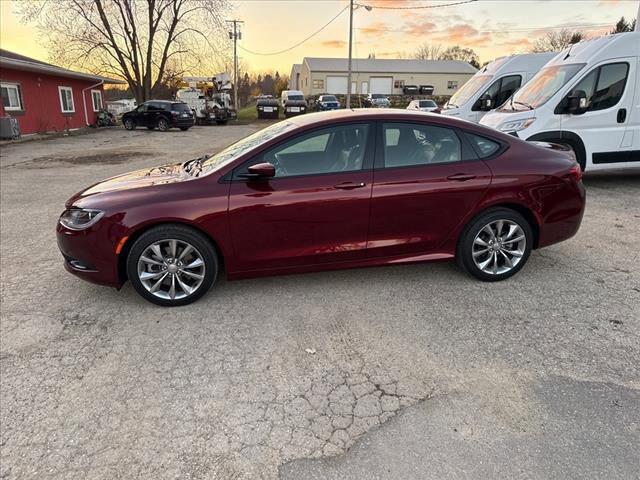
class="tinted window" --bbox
[419,100,436,107]
[466,133,501,158]
[496,75,522,106]
[171,103,191,112]
[592,63,628,111]
[235,124,370,179]
[565,63,628,112]
[382,123,461,167]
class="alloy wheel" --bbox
[136,239,205,300]
[472,219,526,276]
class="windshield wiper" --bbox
[512,100,534,110]
[183,155,209,176]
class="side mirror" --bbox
[567,90,588,114]
[240,162,276,180]
[478,93,493,111]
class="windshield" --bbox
[372,94,386,99]
[288,95,304,101]
[501,63,585,111]
[199,121,296,174]
[321,95,337,102]
[419,100,436,107]
[445,75,492,108]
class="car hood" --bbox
[480,110,535,129]
[66,162,189,207]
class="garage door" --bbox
[326,76,348,94]
[370,77,393,94]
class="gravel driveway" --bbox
[1,126,638,479]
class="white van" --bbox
[441,53,557,123]
[481,32,640,171]
[280,90,308,117]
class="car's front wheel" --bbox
[123,118,136,130]
[126,225,218,306]
[457,208,533,282]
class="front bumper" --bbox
[56,220,123,288]
[284,106,307,117]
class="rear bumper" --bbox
[56,221,122,288]
[171,117,194,127]
[537,180,586,248]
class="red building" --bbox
[0,49,125,135]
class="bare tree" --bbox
[18,0,229,102]
[414,43,480,68]
[414,43,443,61]
[440,46,480,69]
[530,29,585,53]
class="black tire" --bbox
[179,127,190,131]
[123,118,136,130]
[126,224,218,306]
[157,117,170,132]
[456,207,533,282]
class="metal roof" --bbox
[0,49,126,84]
[303,57,477,74]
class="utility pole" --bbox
[226,19,244,111]
[346,0,354,109]
[636,1,640,32]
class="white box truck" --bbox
[480,32,640,172]
[441,53,557,123]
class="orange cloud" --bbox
[359,21,392,36]
[432,23,492,47]
[403,20,438,36]
[321,40,347,49]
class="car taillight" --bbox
[568,163,582,182]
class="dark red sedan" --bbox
[57,110,585,306]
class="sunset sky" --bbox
[1,0,638,76]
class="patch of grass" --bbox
[236,103,259,123]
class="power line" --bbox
[356,22,612,34]
[238,5,349,56]
[355,0,478,10]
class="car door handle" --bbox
[617,108,627,123]
[447,173,476,181]
[333,182,366,190]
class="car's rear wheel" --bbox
[157,117,170,132]
[123,118,136,130]
[457,208,532,282]
[127,225,218,306]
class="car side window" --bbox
[592,63,629,111]
[466,133,501,158]
[565,62,629,112]
[234,123,370,179]
[496,75,522,106]
[382,123,462,168]
[137,104,148,112]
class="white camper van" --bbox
[441,53,556,123]
[481,32,640,171]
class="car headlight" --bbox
[498,118,536,132]
[59,208,104,230]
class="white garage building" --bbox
[297,57,477,97]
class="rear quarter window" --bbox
[466,133,501,158]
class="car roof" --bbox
[286,109,516,141]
